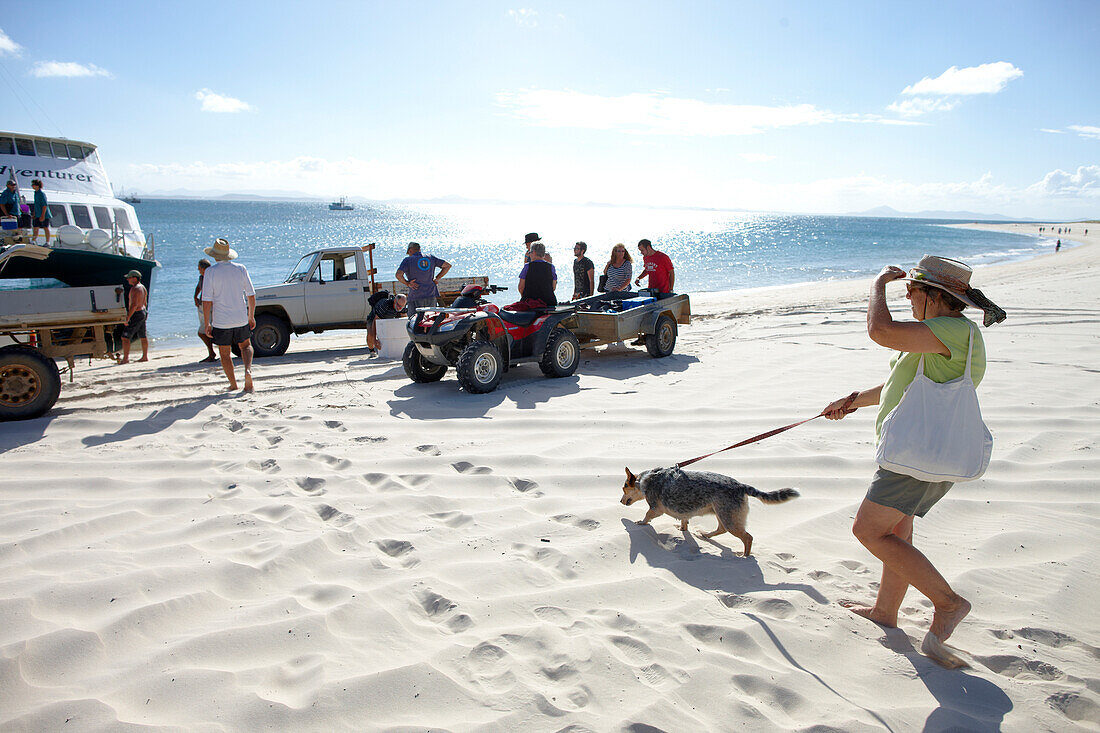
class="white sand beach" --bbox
[2,229,1098,731]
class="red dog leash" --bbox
[676,391,860,469]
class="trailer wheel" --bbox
[251,314,291,357]
[539,328,580,377]
[456,341,503,393]
[403,342,447,383]
[645,314,677,358]
[0,345,62,421]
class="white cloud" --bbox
[507,8,538,27]
[740,153,776,162]
[31,61,112,78]
[887,97,959,118]
[195,89,252,113]
[901,62,1023,96]
[1027,165,1100,197]
[0,27,21,56]
[1040,128,1065,134]
[1068,125,1100,140]
[495,89,902,136]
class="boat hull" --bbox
[1,247,158,292]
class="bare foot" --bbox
[243,370,254,392]
[839,599,898,628]
[118,359,129,364]
[138,357,148,362]
[929,595,971,643]
[226,383,238,392]
[921,631,969,669]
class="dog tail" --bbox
[747,487,800,504]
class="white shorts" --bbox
[197,306,205,335]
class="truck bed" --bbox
[0,285,127,330]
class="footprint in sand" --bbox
[248,458,281,474]
[508,477,540,493]
[414,588,473,633]
[417,444,442,456]
[452,461,492,475]
[429,511,474,528]
[551,514,600,531]
[1047,691,1100,726]
[374,539,418,567]
[315,504,353,525]
[354,436,387,443]
[323,420,346,432]
[305,453,351,471]
[975,655,1065,681]
[295,477,326,494]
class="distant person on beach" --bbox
[194,259,217,362]
[1056,240,1061,252]
[119,269,149,363]
[822,255,1005,665]
[365,292,407,358]
[396,242,451,313]
[524,232,552,264]
[30,179,51,245]
[517,241,557,306]
[201,238,256,392]
[572,241,595,300]
[0,180,18,219]
[634,239,675,293]
[603,244,633,292]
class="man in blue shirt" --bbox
[396,242,451,313]
[0,180,20,219]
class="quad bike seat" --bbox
[497,309,541,326]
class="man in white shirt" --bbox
[200,238,257,392]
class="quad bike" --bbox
[403,285,580,393]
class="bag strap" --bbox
[917,319,977,380]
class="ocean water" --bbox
[124,200,1049,346]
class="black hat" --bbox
[524,232,540,244]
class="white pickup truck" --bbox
[251,245,487,357]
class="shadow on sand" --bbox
[81,392,234,447]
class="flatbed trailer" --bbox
[0,284,127,420]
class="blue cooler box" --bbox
[620,297,655,310]
[1,217,18,231]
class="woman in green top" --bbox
[822,255,1005,665]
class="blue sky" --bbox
[1,1,1097,217]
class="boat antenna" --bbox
[0,59,65,137]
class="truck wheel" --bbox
[251,314,291,357]
[539,328,580,377]
[0,345,62,421]
[456,341,503,393]
[645,314,677,358]
[403,342,447,383]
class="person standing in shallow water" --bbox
[822,255,1004,666]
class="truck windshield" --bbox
[286,253,318,283]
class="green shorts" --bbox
[867,467,954,517]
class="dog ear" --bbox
[624,467,635,483]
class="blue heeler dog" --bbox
[621,466,799,556]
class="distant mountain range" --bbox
[846,205,1034,222]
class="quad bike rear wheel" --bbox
[539,328,580,377]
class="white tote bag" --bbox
[876,322,993,482]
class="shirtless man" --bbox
[119,270,149,363]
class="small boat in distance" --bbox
[328,196,354,211]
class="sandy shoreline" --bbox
[2,230,1098,731]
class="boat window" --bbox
[286,253,318,283]
[71,205,93,228]
[0,138,13,155]
[85,149,100,165]
[48,204,69,225]
[15,138,35,156]
[82,147,95,160]
[52,142,69,159]
[113,208,132,231]
[35,140,53,157]
[93,206,112,228]
[67,144,85,159]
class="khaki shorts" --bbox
[866,467,954,517]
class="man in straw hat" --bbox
[200,238,257,392]
[821,255,1005,666]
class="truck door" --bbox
[302,251,367,324]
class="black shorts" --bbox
[121,309,147,340]
[211,324,252,346]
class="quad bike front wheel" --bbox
[456,341,503,393]
[403,342,447,383]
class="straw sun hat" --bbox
[901,254,1006,326]
[203,237,238,260]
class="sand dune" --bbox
[1,230,1098,731]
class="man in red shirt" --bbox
[634,239,675,293]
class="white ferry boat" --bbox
[1,131,151,260]
[0,132,158,288]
